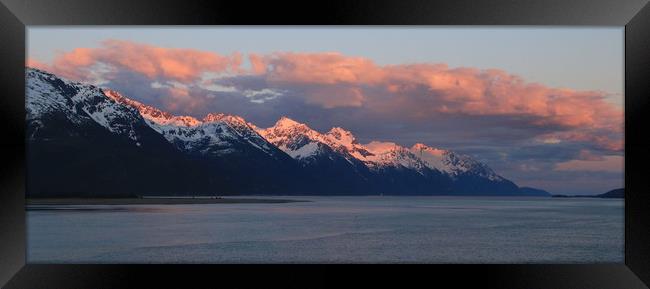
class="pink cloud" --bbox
[26,58,51,71]
[148,83,206,115]
[30,39,240,82]
[538,131,623,152]
[554,155,623,172]
[253,52,385,84]
[577,149,606,161]
[253,52,620,128]
[248,53,267,74]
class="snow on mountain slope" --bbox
[410,143,504,181]
[104,89,277,157]
[27,68,143,143]
[256,116,502,179]
[258,117,416,170]
[26,69,77,121]
[322,128,428,172]
[259,117,374,165]
[105,89,201,127]
[203,113,275,154]
[258,117,332,161]
[361,141,429,172]
[28,68,281,157]
[410,143,451,172]
[323,127,375,160]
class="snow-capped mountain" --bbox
[26,68,296,197]
[258,117,366,165]
[256,117,372,193]
[254,116,518,195]
[257,117,503,180]
[257,118,427,171]
[26,67,528,197]
[27,68,147,144]
[410,143,504,181]
[104,89,285,159]
[27,68,200,197]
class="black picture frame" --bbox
[1,0,649,288]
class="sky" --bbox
[27,27,624,195]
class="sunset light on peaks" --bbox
[27,27,623,195]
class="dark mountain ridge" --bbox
[551,188,624,199]
[518,187,552,197]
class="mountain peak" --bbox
[365,141,400,154]
[411,143,446,156]
[274,116,303,129]
[203,113,246,124]
[103,89,202,127]
[412,143,429,151]
[202,113,225,122]
[326,127,358,145]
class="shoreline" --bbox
[26,197,310,206]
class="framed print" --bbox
[1,0,649,288]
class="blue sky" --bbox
[27,27,624,194]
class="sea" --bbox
[26,196,624,263]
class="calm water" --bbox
[27,196,624,263]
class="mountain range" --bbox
[551,188,623,199]
[26,67,549,197]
